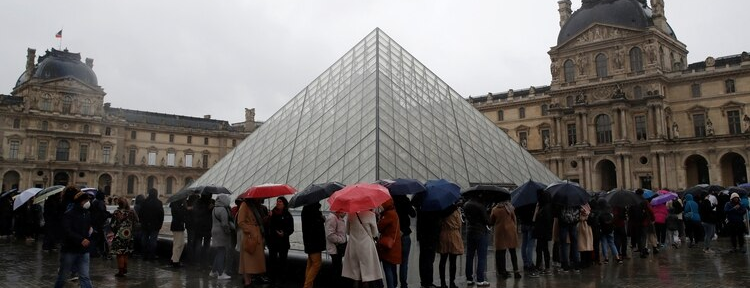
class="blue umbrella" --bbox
[420,179,461,211]
[642,189,656,200]
[510,180,547,207]
[386,178,426,195]
[545,181,590,206]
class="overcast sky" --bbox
[1,0,748,123]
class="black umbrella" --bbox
[0,189,18,200]
[545,181,590,206]
[462,185,511,203]
[683,185,708,198]
[289,182,345,208]
[510,180,546,207]
[601,189,642,207]
[386,178,426,195]
[705,184,725,194]
[167,185,232,204]
[723,187,748,197]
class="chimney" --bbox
[244,108,257,132]
[558,0,572,28]
[85,58,94,69]
[26,48,36,72]
[204,115,211,119]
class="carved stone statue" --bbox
[575,93,587,105]
[520,138,528,149]
[543,136,550,151]
[529,86,536,95]
[651,0,665,18]
[141,156,146,165]
[550,60,560,80]
[508,89,514,98]
[646,43,657,63]
[612,84,626,99]
[744,115,750,133]
[614,47,624,69]
[672,122,680,139]
[706,118,714,136]
[161,157,165,166]
[576,53,588,75]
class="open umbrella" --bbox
[0,189,18,200]
[13,188,43,210]
[642,189,657,200]
[289,182,345,208]
[683,185,708,198]
[33,185,66,204]
[739,183,750,190]
[722,187,748,197]
[328,183,390,213]
[651,193,678,206]
[420,179,461,212]
[601,189,642,207]
[167,185,232,204]
[546,181,590,206]
[510,180,547,207]
[463,185,510,203]
[241,183,296,199]
[385,178,426,195]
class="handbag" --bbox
[243,233,258,253]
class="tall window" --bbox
[40,95,52,111]
[185,154,193,168]
[166,177,174,195]
[497,110,504,121]
[596,53,608,77]
[9,140,20,160]
[728,110,742,135]
[519,107,526,119]
[202,154,209,168]
[635,115,648,141]
[691,83,702,98]
[12,119,20,129]
[56,140,70,161]
[128,148,136,165]
[204,137,209,145]
[567,124,577,146]
[127,175,136,194]
[518,132,528,148]
[150,132,156,141]
[83,125,89,134]
[596,114,613,144]
[79,144,88,162]
[564,59,576,83]
[147,176,156,190]
[130,131,136,139]
[693,113,706,137]
[630,47,644,72]
[105,127,111,136]
[62,96,72,114]
[167,150,175,167]
[103,146,111,164]
[148,151,157,166]
[81,100,91,115]
[41,121,49,131]
[38,141,48,160]
[187,136,192,144]
[726,79,736,93]
[541,104,549,116]
[633,86,643,99]
[169,134,174,143]
[232,139,237,147]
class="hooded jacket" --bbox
[683,194,701,222]
[377,199,402,264]
[210,195,232,247]
[61,202,92,253]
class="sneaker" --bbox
[209,271,218,277]
[514,272,523,279]
[217,273,231,280]
[68,273,78,281]
[574,269,581,274]
[466,280,474,286]
[476,282,490,287]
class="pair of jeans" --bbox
[303,252,322,288]
[535,240,550,270]
[600,233,618,260]
[189,232,211,264]
[614,226,627,258]
[464,233,488,282]
[558,223,579,270]
[212,246,227,274]
[383,261,398,288]
[520,225,535,269]
[54,252,92,288]
[418,243,437,286]
[142,230,159,259]
[702,222,716,250]
[399,233,411,288]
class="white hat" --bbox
[731,192,740,200]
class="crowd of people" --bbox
[2,182,749,288]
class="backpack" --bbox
[670,200,683,214]
[561,206,580,224]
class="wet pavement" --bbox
[1,235,749,288]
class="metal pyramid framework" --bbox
[193,28,558,196]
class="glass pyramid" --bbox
[193,28,558,197]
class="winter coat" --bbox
[725,201,748,223]
[652,204,668,224]
[238,202,265,274]
[267,206,294,251]
[699,199,718,224]
[61,204,92,254]
[532,203,553,241]
[683,194,701,222]
[325,213,347,255]
[210,195,232,248]
[412,193,442,248]
[437,207,464,255]
[394,195,416,236]
[192,197,213,236]
[377,199,402,264]
[490,203,518,250]
[138,194,164,233]
[301,203,326,254]
[577,205,593,252]
[169,201,186,232]
[342,211,383,282]
[463,198,490,237]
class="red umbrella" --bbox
[241,183,296,199]
[327,183,390,213]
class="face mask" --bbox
[83,201,91,210]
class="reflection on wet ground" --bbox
[1,235,748,288]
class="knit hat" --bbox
[731,193,740,200]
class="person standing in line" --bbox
[192,194,214,266]
[437,203,463,288]
[302,202,326,288]
[653,199,669,248]
[412,192,443,288]
[393,195,416,288]
[597,199,622,264]
[683,194,702,248]
[725,193,747,253]
[169,199,187,267]
[557,204,581,273]
[515,200,537,277]
[700,193,718,253]
[267,196,294,283]
[209,195,233,280]
[325,210,347,281]
[462,194,490,287]
[111,197,139,277]
[183,194,198,264]
[665,198,684,248]
[43,193,63,251]
[491,199,522,279]
[533,190,553,275]
[138,188,164,260]
[238,198,266,288]
[54,191,93,288]
[377,199,402,288]
[342,209,383,288]
[89,191,111,258]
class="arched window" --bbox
[83,125,90,134]
[595,53,608,78]
[595,114,613,144]
[519,107,526,119]
[147,176,156,190]
[541,104,549,116]
[630,47,644,72]
[497,110,504,121]
[564,59,576,83]
[56,140,70,161]
[62,96,72,114]
[127,175,137,194]
[633,86,643,99]
[12,119,20,129]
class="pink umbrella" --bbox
[328,183,390,213]
[657,189,672,195]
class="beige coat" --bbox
[490,203,518,250]
[577,208,593,252]
[437,208,464,255]
[238,202,266,274]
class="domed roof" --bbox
[15,48,98,88]
[557,0,676,45]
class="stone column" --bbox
[584,157,593,189]
[555,117,562,146]
[624,155,633,188]
[582,113,589,144]
[659,153,667,189]
[657,106,665,138]
[647,105,656,139]
[651,153,660,188]
[576,114,583,145]
[617,155,625,189]
[612,109,622,141]
[620,109,628,141]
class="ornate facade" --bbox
[0,48,257,199]
[470,0,750,191]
